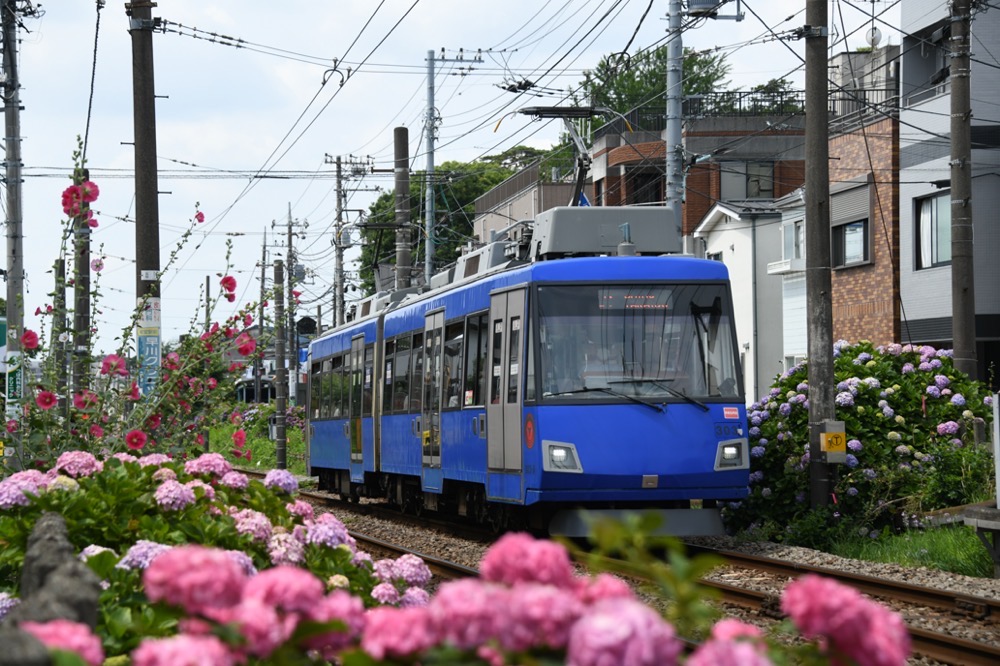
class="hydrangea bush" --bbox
[724,341,995,546]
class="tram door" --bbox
[486,288,525,499]
[421,310,444,491]
[348,335,365,481]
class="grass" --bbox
[829,524,995,578]
[207,424,309,476]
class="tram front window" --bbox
[537,284,740,401]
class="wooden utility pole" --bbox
[274,260,287,470]
[804,0,834,508]
[950,0,976,378]
[127,1,162,395]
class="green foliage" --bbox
[724,341,995,548]
[830,524,994,578]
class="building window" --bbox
[782,220,804,261]
[707,251,723,262]
[720,162,774,200]
[916,193,951,269]
[832,219,869,267]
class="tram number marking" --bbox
[714,423,742,438]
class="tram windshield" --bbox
[537,283,740,402]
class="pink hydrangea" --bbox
[781,574,911,666]
[501,582,584,652]
[136,453,171,467]
[362,606,436,661]
[429,579,510,649]
[372,582,400,605]
[232,508,273,542]
[213,598,296,659]
[392,553,432,587]
[154,480,196,511]
[151,467,176,483]
[710,618,764,642]
[242,565,325,614]
[220,471,250,489]
[286,499,314,521]
[54,451,104,478]
[20,620,105,666]
[268,531,305,566]
[263,468,298,493]
[575,573,635,605]
[566,597,682,666]
[301,590,367,656]
[143,545,247,615]
[400,586,431,608]
[479,532,576,589]
[306,513,353,549]
[184,452,233,477]
[687,639,774,666]
[131,635,235,666]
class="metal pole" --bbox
[950,0,976,378]
[805,0,833,508]
[425,50,436,284]
[274,260,287,469]
[394,127,412,289]
[665,0,684,221]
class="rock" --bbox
[0,626,51,666]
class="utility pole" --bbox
[950,0,976,378]
[256,229,266,402]
[283,205,307,405]
[804,0,834,508]
[274,259,287,469]
[127,1,163,395]
[394,127,413,290]
[52,259,67,419]
[335,156,345,325]
[2,0,24,444]
[664,1,684,221]
[72,169,92,394]
[423,48,482,283]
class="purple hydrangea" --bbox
[79,545,116,562]
[760,488,772,498]
[985,395,993,407]
[264,469,298,494]
[748,426,761,438]
[400,587,431,609]
[918,362,933,372]
[226,549,258,577]
[950,394,966,407]
[894,445,910,455]
[0,471,49,509]
[886,343,902,356]
[847,487,859,497]
[847,439,862,452]
[0,592,20,622]
[863,377,880,389]
[925,385,941,399]
[393,554,432,588]
[54,451,104,478]
[845,454,859,468]
[779,403,792,416]
[750,446,766,458]
[154,480,196,511]
[934,374,950,389]
[749,471,764,484]
[902,363,914,374]
[117,540,172,570]
[307,515,353,549]
[936,421,960,436]
[795,492,806,503]
[882,406,895,418]
[853,352,872,365]
[834,391,854,407]
[863,468,877,480]
[930,359,942,369]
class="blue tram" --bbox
[307,207,749,535]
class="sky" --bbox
[6,0,902,354]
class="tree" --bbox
[355,159,513,295]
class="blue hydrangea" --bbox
[950,394,966,407]
[117,540,172,570]
[834,391,854,407]
[863,468,877,480]
[750,446,766,458]
[845,454,859,468]
[847,487,859,497]
[749,470,764,483]
[760,488,772,498]
[749,426,761,438]
[779,403,792,416]
[925,385,941,399]
[264,469,299,494]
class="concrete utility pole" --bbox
[804,0,834,508]
[72,169,92,394]
[664,0,684,218]
[394,127,412,290]
[127,1,163,395]
[256,229,266,402]
[950,0,977,378]
[285,205,306,405]
[274,259,287,470]
[3,0,25,434]
[335,156,346,325]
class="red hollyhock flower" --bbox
[236,333,256,357]
[101,354,129,377]
[125,429,148,450]
[220,275,237,293]
[72,390,98,410]
[126,382,141,401]
[195,210,205,223]
[89,424,104,438]
[80,180,100,203]
[146,413,162,430]
[232,429,247,449]
[20,329,39,350]
[6,419,18,433]
[35,391,57,410]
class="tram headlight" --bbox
[714,438,748,470]
[543,442,582,473]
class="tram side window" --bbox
[325,355,339,418]
[443,322,464,409]
[524,315,536,402]
[311,361,322,419]
[350,347,363,420]
[327,355,347,419]
[382,339,395,413]
[490,318,504,404]
[463,313,488,406]
[507,317,521,403]
[409,332,424,413]
[362,344,374,417]
[393,336,411,413]
[318,359,331,419]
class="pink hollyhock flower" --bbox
[163,352,180,370]
[194,210,205,223]
[242,565,325,614]
[362,607,436,661]
[206,377,218,389]
[20,329,39,350]
[90,258,104,272]
[236,333,256,356]
[20,619,105,666]
[243,313,253,326]
[79,180,100,203]
[61,185,83,216]
[225,292,236,302]
[232,429,247,448]
[36,390,58,410]
[220,275,237,293]
[144,545,247,616]
[480,532,576,589]
[126,382,141,400]
[89,424,104,438]
[131,634,235,666]
[72,390,98,410]
[195,433,205,446]
[5,419,18,433]
[566,597,682,666]
[781,574,911,666]
[125,429,148,451]
[101,354,128,376]
[87,217,99,228]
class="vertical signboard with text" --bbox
[137,288,161,396]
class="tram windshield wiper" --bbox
[608,379,709,412]
[545,385,665,413]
